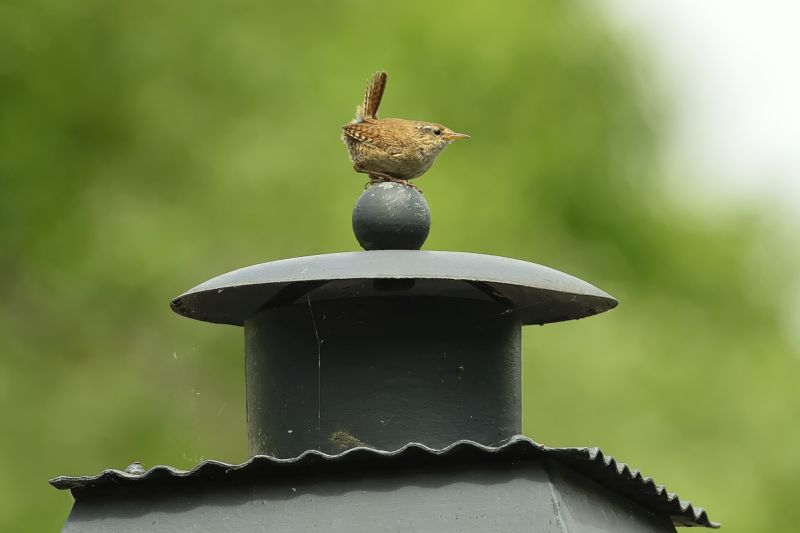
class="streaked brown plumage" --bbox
[342,71,468,189]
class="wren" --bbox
[342,71,469,190]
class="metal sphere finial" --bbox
[352,182,430,250]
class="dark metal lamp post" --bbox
[51,183,718,531]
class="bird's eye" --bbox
[433,128,442,136]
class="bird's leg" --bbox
[354,165,423,192]
[362,171,422,193]
[363,173,394,190]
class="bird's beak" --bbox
[443,132,470,141]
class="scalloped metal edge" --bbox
[50,435,718,528]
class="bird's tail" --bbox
[355,71,387,122]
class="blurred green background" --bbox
[1,0,797,531]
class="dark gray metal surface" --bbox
[246,297,520,457]
[352,182,431,250]
[51,436,718,528]
[58,458,676,533]
[171,250,617,326]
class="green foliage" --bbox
[0,1,797,531]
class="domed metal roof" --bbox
[171,250,617,326]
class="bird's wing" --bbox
[342,120,382,147]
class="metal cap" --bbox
[171,250,617,326]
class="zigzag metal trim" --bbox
[50,435,719,528]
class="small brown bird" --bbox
[342,71,469,190]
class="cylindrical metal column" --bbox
[245,296,521,457]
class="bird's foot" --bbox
[365,173,422,193]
